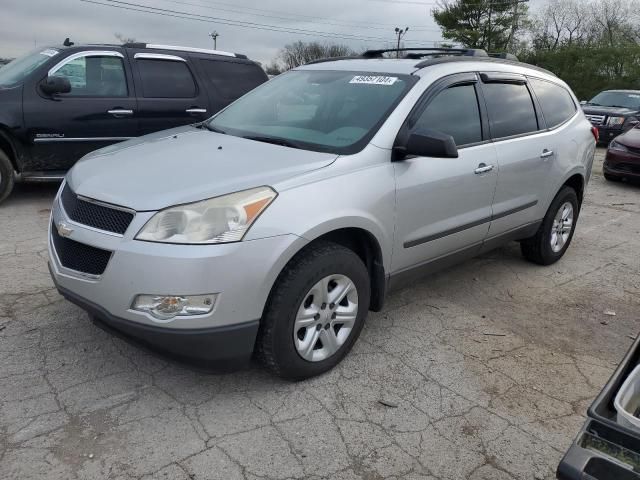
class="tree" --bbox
[277,41,356,71]
[264,61,282,76]
[529,0,588,51]
[432,0,529,52]
[114,33,137,44]
[520,0,640,100]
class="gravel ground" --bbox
[0,148,639,480]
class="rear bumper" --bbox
[51,264,259,369]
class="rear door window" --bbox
[482,82,539,139]
[199,59,266,99]
[413,84,483,147]
[137,59,196,98]
[529,78,577,128]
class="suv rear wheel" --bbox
[0,149,15,205]
[257,241,371,380]
[521,186,579,265]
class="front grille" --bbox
[585,114,606,126]
[51,224,112,276]
[60,183,134,235]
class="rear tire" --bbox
[0,149,15,205]
[256,241,371,380]
[521,186,579,266]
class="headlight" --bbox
[607,116,625,126]
[609,140,628,152]
[136,186,277,244]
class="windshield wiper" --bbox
[200,122,226,134]
[242,135,303,149]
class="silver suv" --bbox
[48,48,597,379]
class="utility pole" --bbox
[209,31,219,50]
[394,27,409,58]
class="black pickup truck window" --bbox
[137,59,196,98]
[53,56,128,97]
[199,59,266,99]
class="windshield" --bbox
[588,91,640,110]
[208,70,417,154]
[0,48,59,87]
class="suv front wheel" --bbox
[520,186,579,265]
[0,149,15,205]
[257,241,371,380]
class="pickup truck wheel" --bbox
[0,149,15,205]
[520,186,579,266]
[256,241,370,380]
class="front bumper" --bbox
[596,126,624,144]
[48,189,306,363]
[604,150,640,179]
[51,266,259,367]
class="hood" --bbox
[617,127,640,148]
[582,105,638,117]
[68,126,338,211]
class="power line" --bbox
[79,0,443,44]
[158,0,441,32]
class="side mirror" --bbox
[40,76,71,96]
[395,128,458,160]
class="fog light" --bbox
[132,294,217,321]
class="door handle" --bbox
[474,163,494,174]
[107,109,133,117]
[186,108,207,114]
[540,149,554,159]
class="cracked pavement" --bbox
[1,149,639,480]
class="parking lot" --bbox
[0,148,638,480]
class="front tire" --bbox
[256,241,371,380]
[0,149,15,205]
[521,186,579,266]
[604,172,621,182]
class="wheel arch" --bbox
[562,172,585,206]
[0,126,19,172]
[264,221,390,318]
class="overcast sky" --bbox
[1,0,544,64]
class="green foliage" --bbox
[433,0,528,52]
[520,45,640,100]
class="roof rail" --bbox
[413,56,556,77]
[362,47,488,59]
[489,52,519,61]
[305,55,363,65]
[122,43,237,58]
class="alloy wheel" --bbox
[550,201,574,253]
[293,274,358,362]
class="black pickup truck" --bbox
[0,42,267,203]
[582,90,640,144]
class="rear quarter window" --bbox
[199,59,267,100]
[529,78,577,128]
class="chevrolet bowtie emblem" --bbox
[56,222,73,237]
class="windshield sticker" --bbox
[349,75,398,86]
[39,49,59,57]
